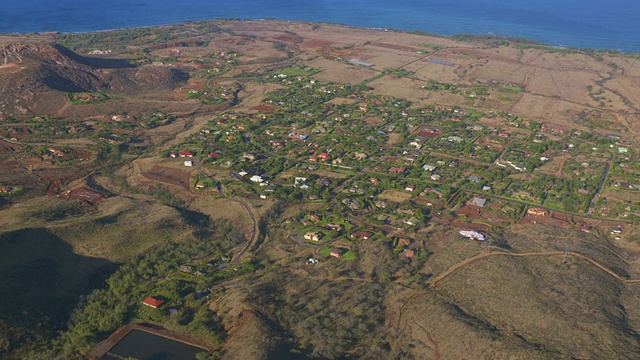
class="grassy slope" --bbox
[212,222,640,359]
[0,194,192,357]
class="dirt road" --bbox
[430,249,640,288]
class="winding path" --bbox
[216,180,260,265]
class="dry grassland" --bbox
[404,59,462,83]
[355,47,421,69]
[311,168,348,179]
[367,76,434,104]
[601,189,640,204]
[305,57,377,84]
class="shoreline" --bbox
[2,17,639,54]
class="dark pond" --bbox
[102,329,207,360]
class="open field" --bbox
[379,189,413,203]
[142,165,191,190]
[306,57,377,84]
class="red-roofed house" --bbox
[318,152,330,162]
[389,167,406,174]
[142,296,165,309]
[208,152,219,158]
[179,150,194,158]
[404,249,416,259]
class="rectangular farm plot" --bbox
[367,76,436,103]
[379,190,413,203]
[356,47,422,69]
[305,58,377,84]
[403,60,461,83]
[527,69,598,105]
[509,93,590,124]
[604,77,640,109]
[142,166,191,190]
[471,68,527,86]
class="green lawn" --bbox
[318,246,332,256]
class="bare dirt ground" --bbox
[311,168,348,179]
[379,189,413,203]
[142,165,191,190]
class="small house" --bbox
[316,178,331,187]
[179,150,194,158]
[471,197,487,207]
[184,160,193,167]
[243,152,256,161]
[318,153,330,162]
[404,217,420,226]
[142,296,165,309]
[527,207,548,217]
[179,265,194,273]
[330,248,344,258]
[304,231,322,242]
[398,238,412,247]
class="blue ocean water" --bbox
[2,0,640,52]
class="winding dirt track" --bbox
[430,250,640,288]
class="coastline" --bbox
[23,18,637,56]
[2,0,639,52]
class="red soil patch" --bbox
[450,221,489,232]
[251,103,277,113]
[272,34,299,42]
[370,42,416,53]
[61,187,105,205]
[300,38,336,50]
[0,139,20,152]
[142,165,191,190]
[455,204,483,219]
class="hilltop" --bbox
[1,19,640,359]
[0,42,188,115]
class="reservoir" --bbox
[101,329,207,360]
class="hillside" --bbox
[0,43,188,115]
